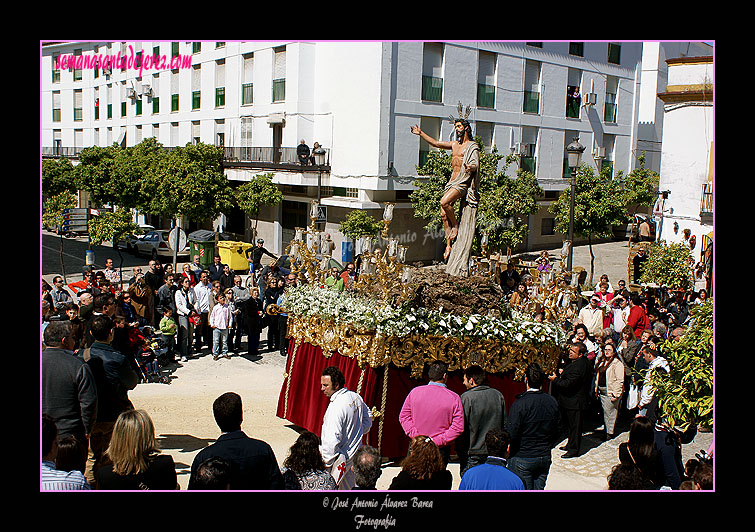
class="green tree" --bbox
[75,144,119,206]
[88,207,140,282]
[638,241,694,292]
[478,151,543,257]
[650,301,713,431]
[42,191,78,282]
[42,157,78,198]
[145,142,234,222]
[234,172,284,239]
[339,210,384,240]
[410,139,542,257]
[621,152,660,237]
[549,164,629,284]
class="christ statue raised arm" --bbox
[411,114,480,261]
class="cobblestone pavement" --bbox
[544,416,714,490]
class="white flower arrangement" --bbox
[284,284,566,347]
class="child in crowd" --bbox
[160,307,178,363]
[209,292,233,360]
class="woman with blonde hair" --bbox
[388,436,452,490]
[96,409,178,490]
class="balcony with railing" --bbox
[222,146,330,171]
[42,144,331,173]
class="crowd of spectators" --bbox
[42,244,712,492]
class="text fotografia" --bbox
[324,494,433,528]
[56,47,192,76]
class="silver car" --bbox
[134,230,190,259]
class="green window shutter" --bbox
[153,97,159,114]
[192,90,200,110]
[215,87,225,107]
[477,83,495,108]
[523,91,539,113]
[422,75,443,102]
[242,83,253,105]
[107,104,112,119]
[171,94,179,112]
[272,79,285,102]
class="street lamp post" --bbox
[313,147,327,230]
[565,137,585,271]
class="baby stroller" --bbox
[132,326,171,384]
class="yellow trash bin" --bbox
[217,241,253,272]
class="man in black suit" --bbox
[548,342,593,458]
[189,392,284,490]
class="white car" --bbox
[134,230,190,259]
[114,224,155,253]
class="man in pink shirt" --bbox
[398,361,465,465]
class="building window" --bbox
[272,79,285,102]
[107,103,112,119]
[153,96,159,114]
[52,54,60,83]
[604,76,618,123]
[74,89,83,121]
[569,42,584,57]
[421,42,444,103]
[121,101,127,117]
[215,60,225,108]
[242,83,253,105]
[52,91,61,122]
[566,68,582,119]
[73,49,82,81]
[541,217,555,236]
[94,98,99,120]
[273,47,286,102]
[523,60,540,114]
[135,98,142,116]
[192,65,201,110]
[477,51,496,109]
[192,42,201,54]
[242,53,254,105]
[171,42,179,58]
[171,94,179,112]
[607,43,621,65]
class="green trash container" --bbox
[187,230,217,269]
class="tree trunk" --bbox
[445,201,478,277]
[588,234,595,286]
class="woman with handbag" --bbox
[594,342,624,440]
[96,409,179,490]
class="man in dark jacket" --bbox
[296,139,310,165]
[42,320,98,473]
[83,314,139,485]
[458,365,506,476]
[549,342,593,458]
[506,363,560,489]
[189,392,284,490]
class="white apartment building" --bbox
[41,40,711,264]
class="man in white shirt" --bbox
[193,270,213,352]
[319,366,373,490]
[578,293,606,337]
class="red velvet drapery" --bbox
[276,339,533,459]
